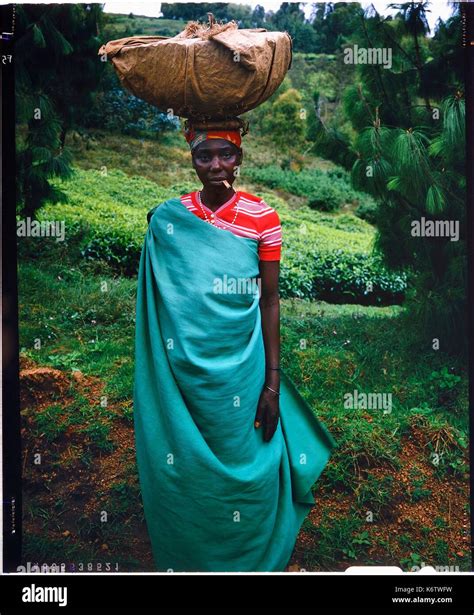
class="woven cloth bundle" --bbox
[97,15,292,120]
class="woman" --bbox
[133,121,336,572]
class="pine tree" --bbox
[15,4,104,218]
[352,93,466,354]
[307,5,465,353]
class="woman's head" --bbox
[191,138,243,189]
[183,122,245,190]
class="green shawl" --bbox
[133,197,337,572]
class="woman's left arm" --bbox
[254,260,281,442]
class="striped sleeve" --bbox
[258,202,282,261]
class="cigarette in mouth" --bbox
[222,180,231,188]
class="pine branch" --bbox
[359,11,397,119]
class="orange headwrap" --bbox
[184,127,242,151]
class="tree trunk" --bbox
[59,124,68,150]
[413,31,432,113]
[23,189,37,220]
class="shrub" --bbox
[84,89,180,137]
[37,169,170,274]
[355,199,379,224]
[245,165,378,214]
[280,246,407,305]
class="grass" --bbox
[301,513,372,568]
[22,533,143,572]
[19,259,136,401]
[63,127,336,195]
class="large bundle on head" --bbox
[97,15,292,120]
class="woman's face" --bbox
[192,139,243,189]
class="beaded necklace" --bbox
[197,191,239,226]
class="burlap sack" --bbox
[97,20,292,119]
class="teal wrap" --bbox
[133,198,337,571]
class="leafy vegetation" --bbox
[83,88,180,137]
[30,168,407,304]
[246,164,378,212]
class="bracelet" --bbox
[265,385,280,396]
[266,366,281,370]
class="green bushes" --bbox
[355,200,379,224]
[35,168,407,303]
[37,168,168,274]
[280,246,407,305]
[84,89,180,138]
[245,165,379,214]
[259,190,407,305]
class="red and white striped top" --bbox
[180,190,282,261]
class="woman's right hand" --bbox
[254,386,280,442]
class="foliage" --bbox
[160,3,253,26]
[310,2,365,54]
[35,169,169,275]
[83,88,180,136]
[263,89,307,168]
[272,2,319,52]
[305,4,463,186]
[355,199,379,225]
[313,1,467,354]
[279,246,407,305]
[351,94,466,353]
[245,164,378,214]
[306,91,356,169]
[14,4,104,217]
[290,54,339,103]
[33,168,407,305]
[102,13,186,39]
